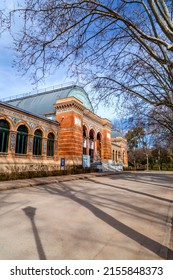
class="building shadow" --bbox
[37,183,173,259]
[22,206,47,260]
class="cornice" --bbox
[54,97,85,113]
[54,96,112,129]
[83,109,112,128]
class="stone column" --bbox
[54,139,58,161]
[100,141,103,162]
[42,138,47,160]
[94,137,97,161]
[86,137,90,156]
[9,131,17,156]
[28,135,33,159]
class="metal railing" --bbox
[0,81,85,102]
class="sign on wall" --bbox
[82,155,90,168]
[60,158,65,167]
[107,132,111,139]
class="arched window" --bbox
[83,125,87,155]
[15,125,28,154]
[0,120,10,153]
[33,129,42,155]
[47,132,54,156]
[97,132,101,160]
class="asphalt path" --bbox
[0,171,173,260]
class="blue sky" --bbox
[0,0,117,120]
[0,25,72,99]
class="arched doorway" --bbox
[83,125,87,155]
[96,132,102,161]
[89,129,95,163]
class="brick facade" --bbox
[55,97,112,165]
[0,85,128,176]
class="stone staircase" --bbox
[102,162,116,172]
[91,161,123,172]
[90,161,103,172]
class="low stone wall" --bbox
[0,156,96,180]
[0,156,59,172]
[0,154,86,174]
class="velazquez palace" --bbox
[0,84,128,176]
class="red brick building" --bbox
[111,130,128,167]
[1,84,126,175]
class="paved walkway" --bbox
[0,172,118,191]
[0,171,173,260]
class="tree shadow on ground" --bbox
[37,182,173,259]
[82,190,168,226]
[87,177,173,204]
[110,172,173,190]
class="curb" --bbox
[0,172,122,191]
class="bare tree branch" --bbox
[1,0,173,133]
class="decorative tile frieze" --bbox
[8,116,21,126]
[0,107,58,131]
[27,122,37,129]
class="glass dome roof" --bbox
[6,85,94,116]
[112,129,124,138]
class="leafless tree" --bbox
[1,0,173,132]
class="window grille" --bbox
[47,133,54,156]
[0,120,10,153]
[33,129,42,155]
[15,125,28,154]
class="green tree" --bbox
[151,147,172,170]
